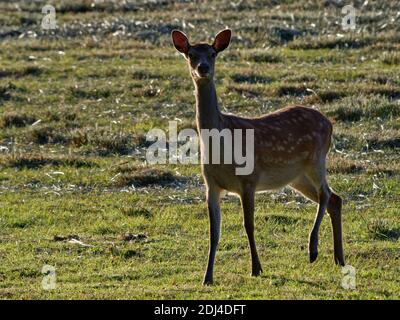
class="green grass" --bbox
[0,0,399,299]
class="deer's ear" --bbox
[212,29,231,53]
[171,30,190,55]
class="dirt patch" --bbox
[53,235,80,241]
[120,233,147,242]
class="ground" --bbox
[0,0,399,299]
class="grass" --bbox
[0,0,399,300]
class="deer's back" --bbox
[223,105,332,159]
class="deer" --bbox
[171,29,345,285]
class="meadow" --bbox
[0,0,399,299]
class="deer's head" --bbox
[171,29,231,83]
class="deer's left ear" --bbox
[212,29,231,53]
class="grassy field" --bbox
[0,0,399,299]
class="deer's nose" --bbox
[198,63,210,74]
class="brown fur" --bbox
[172,29,345,285]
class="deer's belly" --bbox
[255,165,303,191]
[203,162,302,194]
[202,164,244,193]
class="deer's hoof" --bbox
[203,278,213,286]
[309,251,318,263]
[251,267,263,277]
[334,255,345,266]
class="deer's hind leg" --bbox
[327,192,345,266]
[290,175,319,203]
[290,174,327,263]
[291,173,345,266]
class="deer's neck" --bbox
[194,79,221,130]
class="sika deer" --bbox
[171,29,345,285]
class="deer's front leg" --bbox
[240,187,263,277]
[203,186,221,285]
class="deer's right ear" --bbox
[171,30,190,56]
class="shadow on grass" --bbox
[113,164,187,188]
[264,214,302,225]
[368,219,400,241]
[1,154,96,169]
